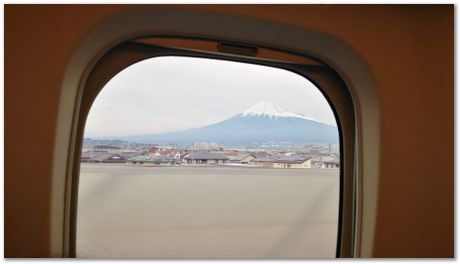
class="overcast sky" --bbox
[85,56,337,137]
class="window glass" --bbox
[77,56,340,258]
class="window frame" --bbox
[69,36,356,258]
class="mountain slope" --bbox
[119,101,339,145]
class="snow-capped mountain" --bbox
[119,101,339,144]
[242,100,318,121]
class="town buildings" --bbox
[80,140,339,169]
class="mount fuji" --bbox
[119,101,339,145]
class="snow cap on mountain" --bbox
[242,100,318,121]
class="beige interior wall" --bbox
[5,5,453,257]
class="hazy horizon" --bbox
[85,56,337,138]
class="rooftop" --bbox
[184,152,229,160]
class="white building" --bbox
[273,155,312,169]
[322,159,340,168]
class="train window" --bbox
[72,38,355,258]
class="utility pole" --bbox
[192,143,194,164]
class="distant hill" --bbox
[118,101,339,145]
[83,138,130,145]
